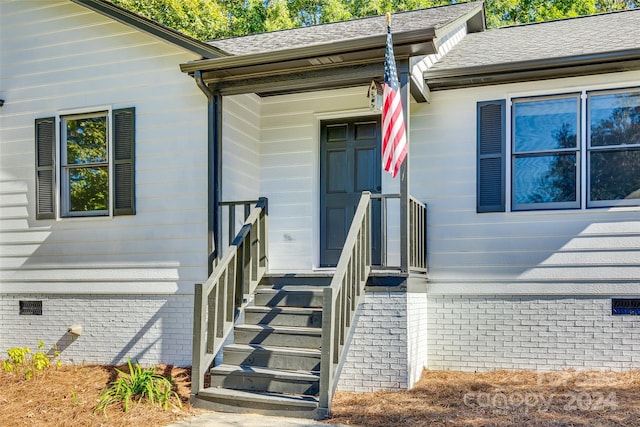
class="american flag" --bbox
[382,21,407,178]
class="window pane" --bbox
[513,97,578,152]
[589,91,640,147]
[68,167,109,212]
[513,154,577,204]
[590,149,640,201]
[66,116,107,164]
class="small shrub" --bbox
[2,340,61,380]
[95,358,182,416]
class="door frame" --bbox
[314,110,382,268]
[312,109,380,269]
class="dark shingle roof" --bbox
[429,8,640,72]
[208,1,482,56]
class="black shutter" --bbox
[35,117,56,219]
[477,100,506,213]
[112,107,135,216]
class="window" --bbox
[35,107,135,219]
[511,95,580,210]
[588,90,640,207]
[61,112,109,216]
[476,88,640,213]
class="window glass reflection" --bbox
[514,97,578,152]
[513,154,577,205]
[590,150,640,201]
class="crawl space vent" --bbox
[19,300,42,316]
[612,298,640,315]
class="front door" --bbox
[320,117,381,267]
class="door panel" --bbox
[326,207,348,250]
[327,150,348,193]
[320,117,381,267]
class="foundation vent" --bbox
[19,300,42,316]
[612,298,640,315]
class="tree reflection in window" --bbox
[63,114,109,214]
[512,95,579,209]
[589,91,640,204]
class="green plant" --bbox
[2,340,61,380]
[95,358,182,416]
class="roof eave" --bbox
[424,48,640,90]
[179,28,437,75]
[71,0,228,59]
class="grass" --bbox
[0,364,639,426]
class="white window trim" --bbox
[510,92,582,212]
[55,106,114,220]
[505,84,640,213]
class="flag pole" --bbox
[386,12,391,27]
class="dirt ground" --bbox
[1,365,639,426]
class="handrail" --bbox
[220,199,260,248]
[318,192,372,419]
[191,197,268,399]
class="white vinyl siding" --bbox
[411,71,640,288]
[260,87,376,272]
[0,1,208,294]
[222,94,261,202]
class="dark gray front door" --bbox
[320,117,381,267]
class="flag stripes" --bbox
[382,23,407,178]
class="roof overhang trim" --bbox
[424,48,640,90]
[181,28,436,74]
[179,29,437,97]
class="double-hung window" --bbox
[477,87,640,212]
[61,112,109,216]
[35,107,135,219]
[587,89,640,207]
[512,94,581,210]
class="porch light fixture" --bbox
[368,80,383,112]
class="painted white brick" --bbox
[337,292,410,392]
[0,293,193,366]
[428,295,640,371]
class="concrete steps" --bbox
[194,273,331,420]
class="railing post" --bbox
[191,283,204,397]
[319,286,334,418]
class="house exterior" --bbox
[1,0,639,416]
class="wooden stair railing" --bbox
[191,197,268,400]
[318,191,372,419]
[409,196,427,273]
[371,193,428,273]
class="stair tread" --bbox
[212,364,320,380]
[245,306,322,313]
[235,324,322,334]
[224,343,321,356]
[256,286,325,293]
[198,387,319,407]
